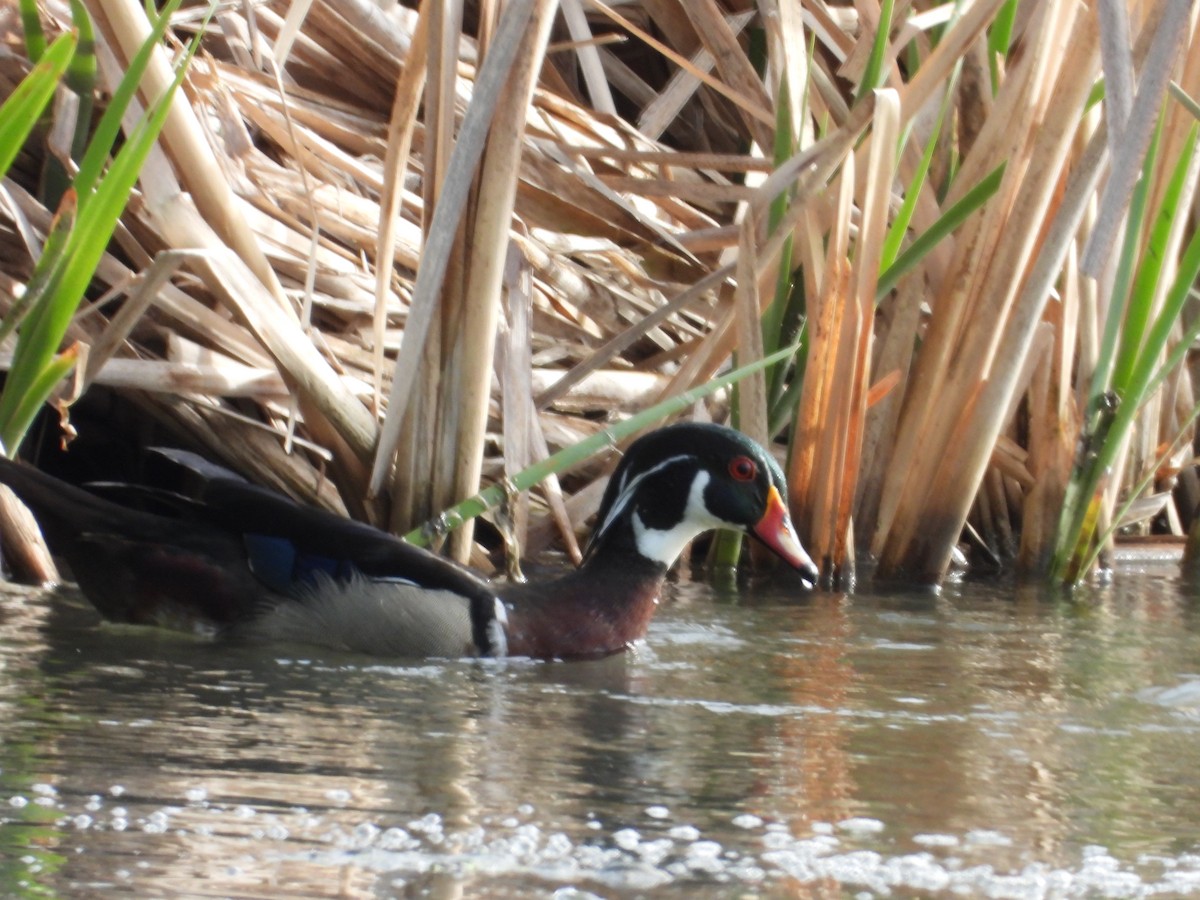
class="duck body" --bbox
[0,423,817,660]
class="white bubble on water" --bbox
[408,813,443,836]
[912,832,959,847]
[686,840,723,858]
[350,822,380,848]
[965,828,1014,847]
[377,827,415,851]
[836,817,885,835]
[732,813,763,829]
[32,791,1200,899]
[612,828,641,851]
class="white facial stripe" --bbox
[592,453,696,546]
[632,470,732,565]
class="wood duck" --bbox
[0,423,817,660]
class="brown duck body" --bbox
[0,423,817,660]
[499,556,666,660]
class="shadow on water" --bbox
[1,562,1199,898]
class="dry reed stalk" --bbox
[834,89,898,575]
[733,213,768,445]
[637,9,756,141]
[91,4,380,468]
[0,487,57,583]
[90,0,288,307]
[587,0,774,129]
[856,270,920,545]
[499,246,533,555]
[791,154,854,574]
[1081,0,1194,278]
[561,0,616,116]
[442,0,559,562]
[1016,247,1080,574]
[787,88,898,582]
[873,0,1101,582]
[373,0,429,412]
[374,0,537,522]
[680,0,774,152]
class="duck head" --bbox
[583,423,818,584]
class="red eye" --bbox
[728,456,757,481]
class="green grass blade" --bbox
[11,36,192,373]
[986,0,1019,89]
[762,38,818,411]
[17,0,46,62]
[880,80,955,273]
[1086,117,1162,407]
[0,4,206,453]
[0,191,76,348]
[0,33,77,176]
[1118,210,1200,410]
[876,162,1005,299]
[40,0,98,206]
[1111,124,1196,392]
[1169,82,1200,121]
[1054,122,1170,579]
[1079,398,1200,578]
[0,348,79,457]
[1052,175,1200,581]
[404,342,804,546]
[856,0,895,102]
[65,0,97,160]
[769,321,809,433]
[73,0,184,203]
[761,76,795,354]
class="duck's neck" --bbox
[496,476,720,659]
[498,549,668,660]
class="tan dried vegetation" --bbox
[1,0,1198,587]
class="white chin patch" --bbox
[632,471,728,566]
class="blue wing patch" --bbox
[243,533,356,594]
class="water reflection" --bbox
[0,569,1198,897]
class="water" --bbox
[1,560,1199,898]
